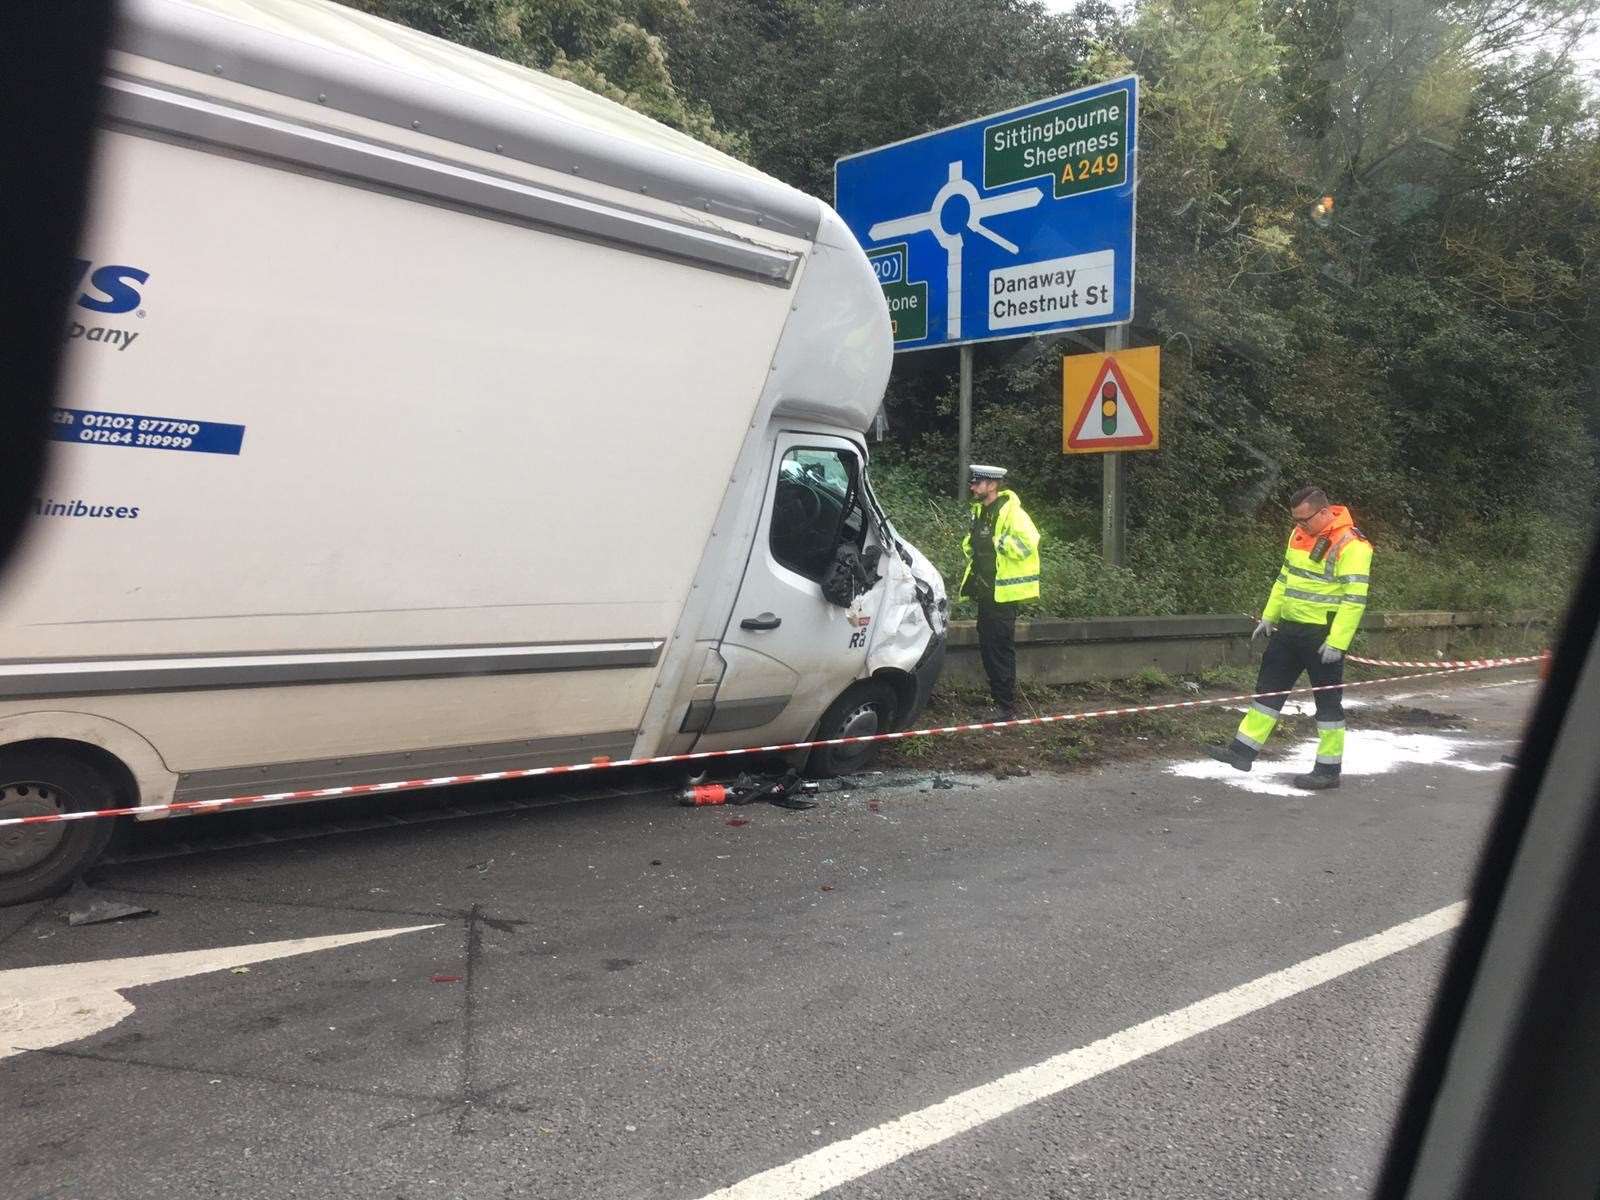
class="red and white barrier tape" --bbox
[1233,613,1548,672]
[0,656,1545,830]
[1345,651,1549,670]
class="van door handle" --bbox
[740,612,782,631]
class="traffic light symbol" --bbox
[1101,380,1118,435]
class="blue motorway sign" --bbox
[835,75,1137,351]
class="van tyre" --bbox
[0,749,119,907]
[809,682,898,779]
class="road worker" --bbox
[1205,486,1373,790]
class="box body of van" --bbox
[0,0,947,903]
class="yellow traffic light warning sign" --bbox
[1063,346,1160,453]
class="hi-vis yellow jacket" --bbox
[960,490,1041,603]
[1262,505,1373,650]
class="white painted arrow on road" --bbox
[0,923,441,1060]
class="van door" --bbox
[691,432,884,750]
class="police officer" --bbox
[960,465,1041,721]
[1205,486,1374,790]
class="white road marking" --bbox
[0,924,440,1059]
[1169,731,1507,796]
[695,903,1465,1200]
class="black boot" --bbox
[1203,741,1256,772]
[1292,768,1341,790]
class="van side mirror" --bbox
[820,544,882,607]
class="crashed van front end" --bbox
[866,517,949,728]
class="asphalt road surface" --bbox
[0,672,1537,1200]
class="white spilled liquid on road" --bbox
[1168,730,1508,797]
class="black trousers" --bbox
[1244,620,1345,753]
[975,597,1020,708]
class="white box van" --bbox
[0,0,947,903]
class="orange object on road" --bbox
[678,783,730,806]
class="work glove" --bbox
[1318,642,1344,665]
[1252,619,1275,642]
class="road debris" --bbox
[63,885,155,927]
[678,769,820,811]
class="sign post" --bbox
[837,78,1139,497]
[1102,327,1127,567]
[957,344,973,498]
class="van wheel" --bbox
[809,683,898,779]
[0,749,119,907]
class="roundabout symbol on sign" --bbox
[867,161,1042,340]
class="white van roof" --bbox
[113,0,823,240]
